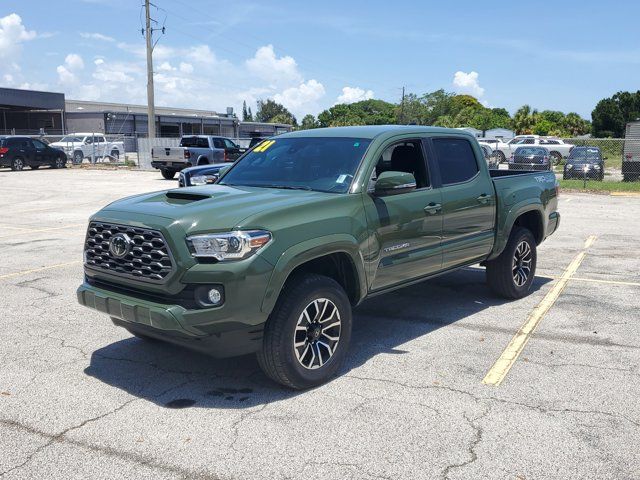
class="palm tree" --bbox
[513,105,538,134]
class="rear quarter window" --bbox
[432,138,479,185]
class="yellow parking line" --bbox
[584,235,597,249]
[0,223,84,239]
[611,192,640,197]
[569,276,640,287]
[0,261,82,280]
[482,236,597,386]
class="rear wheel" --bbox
[73,151,84,164]
[550,151,562,165]
[486,226,537,299]
[161,168,176,179]
[110,149,120,161]
[496,151,506,164]
[11,157,24,171]
[257,274,352,389]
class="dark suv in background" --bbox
[563,147,604,180]
[0,136,67,171]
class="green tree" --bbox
[247,106,253,122]
[562,112,590,136]
[317,99,395,127]
[513,105,538,134]
[300,114,319,130]
[255,99,296,126]
[533,119,554,136]
[242,101,249,121]
[591,95,631,137]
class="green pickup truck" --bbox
[77,126,560,389]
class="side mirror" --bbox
[373,171,417,196]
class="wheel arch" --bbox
[196,156,210,165]
[261,235,367,314]
[489,203,544,260]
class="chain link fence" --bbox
[35,133,133,166]
[481,137,640,185]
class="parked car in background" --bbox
[77,125,560,389]
[623,121,640,182]
[563,147,604,180]
[0,136,67,171]
[50,133,124,164]
[508,146,552,171]
[178,162,234,187]
[478,141,499,169]
[494,136,573,164]
[151,135,245,179]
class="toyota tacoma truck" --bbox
[77,126,560,389]
[151,135,244,179]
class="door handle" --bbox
[424,202,442,215]
[476,194,492,204]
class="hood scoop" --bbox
[165,190,211,203]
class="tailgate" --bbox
[152,147,188,162]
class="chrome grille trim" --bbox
[84,222,174,283]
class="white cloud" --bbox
[80,32,115,42]
[94,58,104,66]
[158,61,174,72]
[64,53,84,71]
[452,71,484,98]
[246,44,302,86]
[179,62,193,74]
[273,79,325,118]
[336,86,374,104]
[56,65,76,85]
[0,13,36,61]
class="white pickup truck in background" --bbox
[50,133,124,164]
[486,135,574,164]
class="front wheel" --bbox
[110,149,120,161]
[550,151,562,165]
[496,151,506,164]
[257,274,352,389]
[161,168,176,179]
[486,227,537,299]
[73,151,84,164]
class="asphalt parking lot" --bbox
[1,168,639,480]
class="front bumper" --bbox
[564,168,602,179]
[77,281,266,357]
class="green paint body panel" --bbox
[77,126,560,358]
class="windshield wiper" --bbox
[237,183,313,191]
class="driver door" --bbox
[363,139,443,291]
[30,139,50,166]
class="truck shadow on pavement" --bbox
[84,268,550,409]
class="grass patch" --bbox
[559,179,640,192]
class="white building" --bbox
[484,128,515,140]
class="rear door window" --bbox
[432,138,479,185]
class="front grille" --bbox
[84,222,174,283]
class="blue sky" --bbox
[1,0,638,119]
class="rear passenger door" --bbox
[429,137,495,269]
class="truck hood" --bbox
[99,184,335,234]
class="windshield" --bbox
[59,136,83,143]
[220,137,371,193]
[515,147,546,156]
[568,148,601,162]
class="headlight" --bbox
[190,175,218,185]
[593,165,601,170]
[567,164,573,169]
[186,230,271,261]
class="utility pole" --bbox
[400,86,405,124]
[144,0,156,139]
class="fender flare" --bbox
[260,234,367,314]
[489,200,544,260]
[196,156,210,165]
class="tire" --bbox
[257,273,352,389]
[31,165,40,170]
[110,149,120,161]
[161,168,176,180]
[73,151,84,164]
[562,173,567,180]
[550,151,562,165]
[496,151,506,164]
[11,157,24,171]
[52,156,66,169]
[486,226,537,299]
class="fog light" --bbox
[208,288,222,305]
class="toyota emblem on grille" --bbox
[109,233,132,258]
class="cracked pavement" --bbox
[1,169,639,479]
